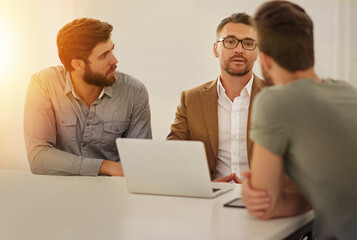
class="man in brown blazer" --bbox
[167,13,267,182]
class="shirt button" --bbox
[82,143,86,147]
[86,123,90,126]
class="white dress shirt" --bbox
[214,75,254,179]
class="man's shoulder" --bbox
[183,79,217,95]
[31,66,66,84]
[254,83,299,114]
[257,85,287,100]
[114,71,147,92]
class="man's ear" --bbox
[71,59,85,71]
[259,52,272,70]
[213,42,219,58]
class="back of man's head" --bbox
[253,1,314,72]
[57,18,113,71]
[216,12,251,38]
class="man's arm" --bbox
[24,73,107,176]
[99,160,123,176]
[167,91,190,140]
[246,143,311,220]
[242,171,271,216]
[125,84,152,139]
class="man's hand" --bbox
[241,171,271,218]
[212,173,242,183]
[99,160,124,176]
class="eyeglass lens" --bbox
[223,37,255,50]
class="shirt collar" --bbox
[245,74,254,96]
[217,77,226,100]
[64,71,114,99]
[103,84,113,98]
[64,71,73,96]
[216,74,255,99]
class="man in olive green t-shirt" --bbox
[241,1,357,240]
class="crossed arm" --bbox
[242,143,311,220]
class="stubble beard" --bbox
[225,67,250,77]
[223,55,252,77]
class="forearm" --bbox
[27,143,103,176]
[250,143,311,220]
[261,189,311,220]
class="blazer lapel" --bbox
[247,74,266,165]
[200,79,219,165]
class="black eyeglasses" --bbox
[217,36,257,51]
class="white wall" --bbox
[0,0,355,170]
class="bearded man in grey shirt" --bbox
[24,18,152,176]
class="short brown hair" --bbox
[253,1,314,71]
[216,13,251,38]
[56,18,113,71]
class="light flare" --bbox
[0,21,14,76]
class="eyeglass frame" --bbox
[216,36,257,51]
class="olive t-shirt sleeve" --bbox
[250,90,290,156]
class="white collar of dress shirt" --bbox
[70,85,105,100]
[217,74,254,99]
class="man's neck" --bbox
[274,67,322,85]
[220,70,253,102]
[70,72,103,107]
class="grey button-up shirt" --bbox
[24,66,152,176]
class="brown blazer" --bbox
[167,75,266,178]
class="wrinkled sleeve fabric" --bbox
[125,83,152,139]
[167,91,190,140]
[24,73,103,176]
[250,90,290,156]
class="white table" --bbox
[0,169,314,240]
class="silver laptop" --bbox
[116,138,234,198]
